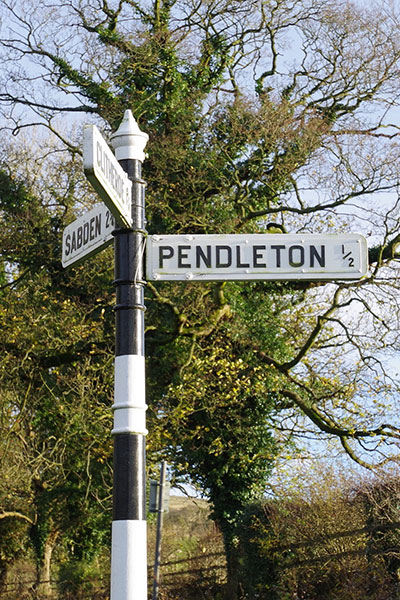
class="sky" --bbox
[1,0,400,492]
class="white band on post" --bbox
[111,520,147,599]
[112,355,148,435]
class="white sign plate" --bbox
[62,204,115,268]
[83,125,132,227]
[146,233,368,281]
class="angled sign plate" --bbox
[62,203,115,268]
[83,124,132,228]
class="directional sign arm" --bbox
[146,233,368,281]
[83,125,133,228]
[62,204,115,268]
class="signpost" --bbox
[64,111,149,600]
[62,203,115,268]
[109,113,149,600]
[147,233,368,281]
[83,124,133,228]
[61,109,371,600]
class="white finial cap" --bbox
[111,110,149,161]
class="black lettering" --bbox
[83,222,90,244]
[77,226,83,249]
[216,245,232,268]
[101,153,107,177]
[115,173,121,196]
[289,245,304,267]
[178,245,191,268]
[110,164,115,190]
[236,245,250,268]
[253,245,267,268]
[95,214,102,236]
[196,245,211,268]
[89,217,95,241]
[310,245,325,267]
[159,246,174,268]
[97,142,125,201]
[65,234,71,256]
[71,231,77,252]
[96,142,102,168]
[271,245,285,267]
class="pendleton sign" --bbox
[146,233,368,281]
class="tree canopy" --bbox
[1,0,400,596]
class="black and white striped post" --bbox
[110,111,149,600]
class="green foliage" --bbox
[0,518,30,581]
[153,326,289,557]
[1,0,400,596]
[236,475,400,600]
[238,502,283,600]
[57,558,106,598]
[0,163,115,586]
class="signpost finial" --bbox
[111,110,149,162]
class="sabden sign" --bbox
[62,203,115,267]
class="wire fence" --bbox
[4,526,398,599]
[0,552,227,599]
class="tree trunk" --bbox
[223,539,241,600]
[35,530,59,599]
[224,560,240,600]
[0,564,8,595]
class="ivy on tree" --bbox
[1,0,400,597]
